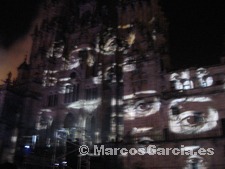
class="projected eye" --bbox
[179,112,205,127]
[135,103,150,112]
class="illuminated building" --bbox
[0,0,225,168]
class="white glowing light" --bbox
[181,146,200,152]
[92,77,102,84]
[180,70,190,79]
[11,136,17,143]
[68,60,80,69]
[36,112,53,130]
[40,109,52,112]
[56,129,68,140]
[131,127,152,134]
[170,70,194,90]
[170,97,212,106]
[123,64,136,72]
[138,137,154,143]
[117,24,133,29]
[123,94,134,100]
[168,96,218,134]
[67,99,101,112]
[184,155,206,169]
[24,145,30,149]
[196,68,213,87]
[59,77,71,82]
[126,32,136,46]
[32,135,37,144]
[111,98,123,106]
[95,33,117,55]
[123,90,156,100]
[135,90,157,95]
[71,47,92,53]
[124,99,161,120]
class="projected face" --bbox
[168,97,218,134]
[124,97,161,120]
[36,112,53,130]
[184,155,207,169]
[68,51,81,70]
[170,70,194,90]
[86,53,95,67]
[53,41,64,58]
[196,68,213,87]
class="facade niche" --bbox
[47,94,58,107]
[64,84,79,103]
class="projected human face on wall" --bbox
[36,112,53,130]
[124,97,161,120]
[170,70,194,90]
[184,155,207,169]
[196,67,213,87]
[46,40,65,59]
[168,97,218,134]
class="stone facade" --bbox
[0,0,224,168]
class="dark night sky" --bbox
[161,0,225,70]
[0,0,41,48]
[0,0,41,82]
[0,0,225,81]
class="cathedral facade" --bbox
[0,0,225,169]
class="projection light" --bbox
[59,77,70,82]
[55,129,68,140]
[123,64,136,72]
[117,24,133,29]
[196,67,213,87]
[111,98,123,106]
[92,77,102,84]
[11,136,17,143]
[124,97,161,120]
[36,112,53,130]
[170,68,214,90]
[68,59,80,69]
[24,145,30,149]
[126,32,136,46]
[138,137,154,144]
[67,99,101,112]
[131,127,152,134]
[181,146,200,152]
[70,47,92,53]
[168,96,218,134]
[87,53,95,67]
[170,71,194,90]
[95,34,117,55]
[184,155,206,169]
[62,161,67,166]
[123,90,156,100]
